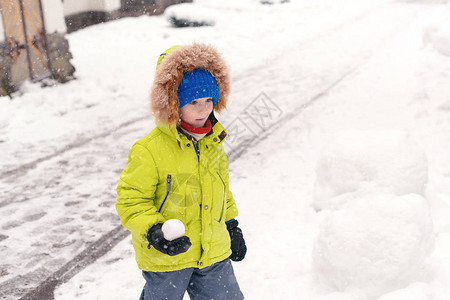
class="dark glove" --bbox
[147,223,191,256]
[226,219,247,262]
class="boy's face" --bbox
[179,97,214,127]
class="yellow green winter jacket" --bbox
[116,115,238,272]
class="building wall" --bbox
[63,0,122,33]
[0,0,67,38]
[0,0,75,96]
[62,0,192,32]
[0,12,4,42]
[63,0,121,16]
[41,0,67,34]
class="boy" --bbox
[116,43,246,300]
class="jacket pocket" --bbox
[213,172,226,223]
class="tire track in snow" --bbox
[0,0,391,183]
[0,116,148,183]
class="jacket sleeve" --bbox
[219,146,238,222]
[116,143,165,244]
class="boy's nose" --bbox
[199,102,209,112]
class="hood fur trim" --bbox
[150,43,230,125]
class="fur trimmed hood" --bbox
[150,43,230,125]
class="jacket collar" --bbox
[157,112,228,150]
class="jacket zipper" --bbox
[193,140,200,159]
[157,174,172,213]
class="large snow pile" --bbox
[423,23,450,57]
[422,6,450,56]
[377,282,434,300]
[313,193,434,300]
[0,102,10,131]
[313,130,428,211]
[312,130,435,299]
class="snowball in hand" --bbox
[313,130,428,211]
[161,219,186,241]
[312,193,434,299]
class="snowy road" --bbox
[1,1,450,299]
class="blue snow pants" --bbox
[139,259,244,300]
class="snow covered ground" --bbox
[1,0,450,299]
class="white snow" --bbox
[162,219,186,241]
[164,3,217,26]
[422,6,450,56]
[377,282,434,300]
[313,193,434,299]
[313,130,428,211]
[1,0,450,300]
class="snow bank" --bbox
[423,24,450,57]
[313,130,428,211]
[0,101,11,131]
[422,5,450,57]
[426,183,450,234]
[313,193,434,300]
[165,3,217,27]
[376,282,433,300]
